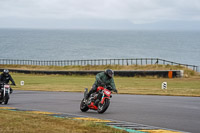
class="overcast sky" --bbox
[0,0,200,30]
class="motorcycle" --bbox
[0,83,11,104]
[80,85,115,114]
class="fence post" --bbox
[155,58,159,65]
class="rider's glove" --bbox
[101,82,106,87]
[113,89,118,93]
[97,80,105,86]
[97,79,102,84]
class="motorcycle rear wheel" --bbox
[97,99,110,114]
[80,99,89,112]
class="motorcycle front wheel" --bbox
[4,93,9,104]
[97,99,110,114]
[80,99,89,112]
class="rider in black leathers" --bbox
[0,69,16,95]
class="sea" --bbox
[0,28,199,70]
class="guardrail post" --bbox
[155,59,159,65]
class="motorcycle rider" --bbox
[86,69,118,100]
[0,69,16,95]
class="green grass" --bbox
[0,110,126,133]
[11,73,200,97]
[1,64,199,96]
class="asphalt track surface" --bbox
[2,90,200,133]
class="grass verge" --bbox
[0,110,126,133]
[11,73,200,97]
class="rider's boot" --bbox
[85,89,94,102]
[10,88,13,94]
[85,91,92,100]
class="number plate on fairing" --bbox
[104,89,111,96]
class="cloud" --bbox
[0,0,200,28]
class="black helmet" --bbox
[105,69,114,78]
[3,69,9,76]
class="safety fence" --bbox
[0,58,198,72]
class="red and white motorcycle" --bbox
[80,85,115,114]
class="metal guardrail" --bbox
[0,58,198,72]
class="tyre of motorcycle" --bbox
[4,93,9,104]
[97,99,110,114]
[0,92,3,104]
[80,99,89,112]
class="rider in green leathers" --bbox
[86,69,118,99]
